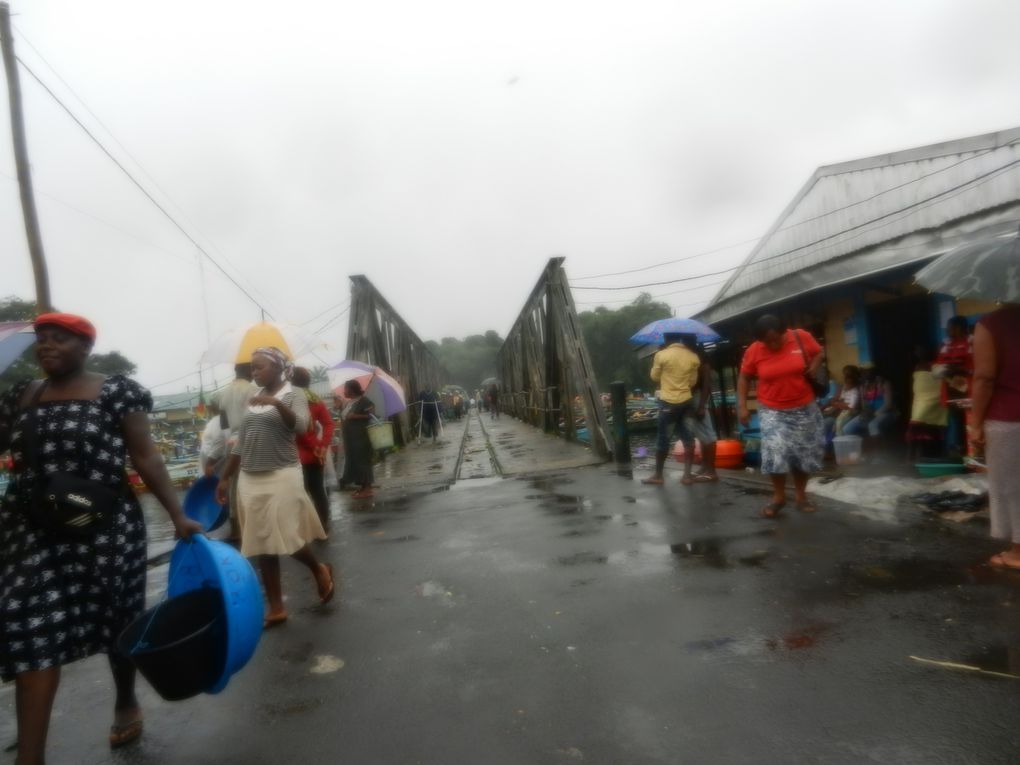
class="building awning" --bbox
[699,210,1020,325]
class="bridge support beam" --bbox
[497,258,612,459]
[346,275,444,445]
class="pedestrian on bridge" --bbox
[642,332,700,485]
[0,313,203,761]
[418,385,441,442]
[216,347,333,629]
[340,379,376,499]
[292,367,335,531]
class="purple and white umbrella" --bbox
[0,322,35,376]
[328,360,407,418]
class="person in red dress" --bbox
[291,367,335,532]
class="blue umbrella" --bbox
[0,322,34,375]
[630,318,721,346]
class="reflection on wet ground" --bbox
[670,530,777,569]
[963,645,1020,678]
[840,558,977,592]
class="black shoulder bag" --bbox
[793,330,828,399]
[20,381,120,537]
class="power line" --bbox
[301,300,349,326]
[571,238,760,281]
[15,55,276,319]
[313,305,350,336]
[571,141,1018,283]
[574,277,729,306]
[0,169,194,265]
[13,27,289,320]
[572,154,1020,292]
[571,265,738,291]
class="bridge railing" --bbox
[496,257,612,459]
[346,275,444,444]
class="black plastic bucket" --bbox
[117,587,226,701]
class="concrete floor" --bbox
[3,436,1020,764]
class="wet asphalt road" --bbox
[4,466,1020,764]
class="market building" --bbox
[699,126,1020,420]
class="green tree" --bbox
[0,296,139,391]
[427,331,504,390]
[578,293,673,392]
[310,366,330,384]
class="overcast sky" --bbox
[3,0,1019,393]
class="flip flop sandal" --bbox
[761,502,785,518]
[690,474,719,483]
[109,718,144,749]
[642,477,665,486]
[263,613,289,630]
[797,502,818,513]
[988,553,1020,571]
[318,564,336,604]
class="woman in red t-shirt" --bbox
[738,315,826,517]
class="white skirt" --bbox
[237,464,327,557]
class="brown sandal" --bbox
[642,476,665,486]
[761,502,785,518]
[109,714,144,749]
[263,612,289,630]
[317,563,336,604]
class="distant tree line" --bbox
[426,330,504,391]
[424,294,671,395]
[577,293,671,392]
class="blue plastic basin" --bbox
[168,535,262,693]
[183,475,229,532]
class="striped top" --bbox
[231,383,310,473]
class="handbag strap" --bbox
[791,329,811,375]
[18,380,50,479]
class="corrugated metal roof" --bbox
[700,127,1020,324]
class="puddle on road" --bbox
[669,530,777,569]
[841,558,975,592]
[259,698,324,716]
[558,551,609,566]
[687,624,834,656]
[767,624,831,651]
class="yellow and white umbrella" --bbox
[201,321,326,365]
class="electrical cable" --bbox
[15,55,276,319]
[313,305,351,336]
[571,155,1020,291]
[13,28,289,320]
[301,300,350,326]
[571,140,1018,282]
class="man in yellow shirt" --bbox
[643,333,701,485]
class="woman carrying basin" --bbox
[0,313,203,762]
[217,346,334,628]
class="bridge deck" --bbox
[372,407,605,494]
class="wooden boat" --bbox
[127,456,200,492]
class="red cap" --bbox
[34,313,97,343]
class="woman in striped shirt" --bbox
[217,347,334,628]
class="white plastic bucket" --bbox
[832,435,862,465]
[368,421,394,451]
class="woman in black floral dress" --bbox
[0,314,202,763]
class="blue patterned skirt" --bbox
[758,404,825,475]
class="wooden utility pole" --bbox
[0,2,51,311]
